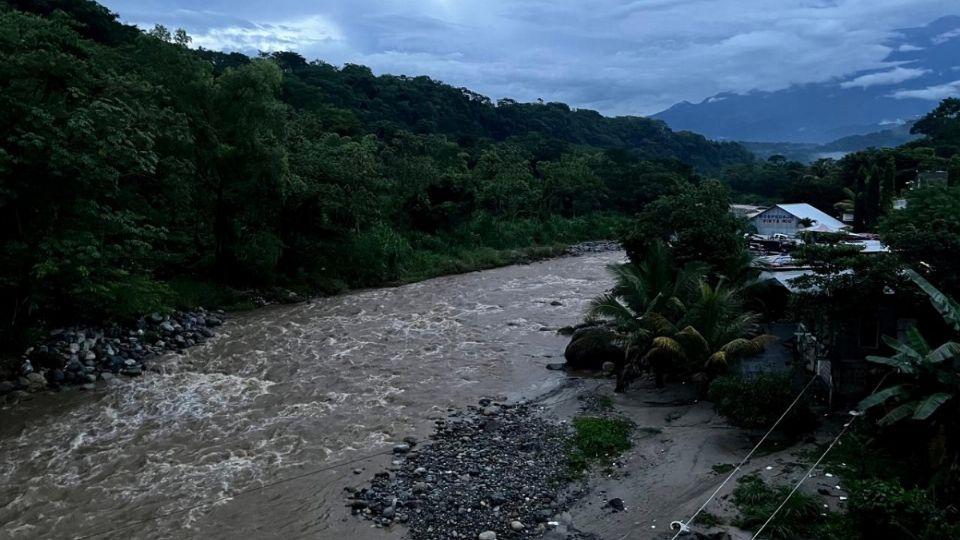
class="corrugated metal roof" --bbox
[774,203,847,231]
[760,268,854,293]
[759,269,815,292]
[848,239,889,253]
[730,204,767,219]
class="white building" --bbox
[750,203,848,237]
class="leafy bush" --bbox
[344,223,415,285]
[708,373,818,436]
[845,479,960,540]
[235,231,283,284]
[732,474,822,539]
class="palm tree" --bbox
[640,280,777,385]
[808,158,837,179]
[834,187,857,215]
[715,247,765,288]
[589,243,774,390]
[587,241,706,390]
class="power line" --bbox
[74,448,396,540]
[749,413,858,540]
[669,372,820,540]
[749,373,891,540]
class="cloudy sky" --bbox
[100,0,955,116]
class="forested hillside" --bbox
[0,0,754,351]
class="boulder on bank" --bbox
[1,308,226,397]
[563,326,622,370]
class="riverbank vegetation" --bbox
[0,0,757,359]
[586,180,774,391]
[566,416,634,477]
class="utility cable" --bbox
[669,372,820,540]
[748,373,891,540]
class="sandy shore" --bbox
[541,374,848,540]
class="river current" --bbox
[0,251,622,539]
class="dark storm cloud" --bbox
[101,0,955,115]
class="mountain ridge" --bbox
[652,15,960,144]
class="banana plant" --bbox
[858,269,960,425]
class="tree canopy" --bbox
[0,0,756,351]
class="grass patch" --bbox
[567,416,634,476]
[732,474,823,539]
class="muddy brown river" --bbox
[0,252,622,540]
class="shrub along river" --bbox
[0,250,622,539]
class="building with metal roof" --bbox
[751,203,848,237]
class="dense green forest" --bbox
[0,0,758,351]
[1,0,957,358]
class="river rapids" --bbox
[0,251,622,539]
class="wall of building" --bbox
[752,208,799,236]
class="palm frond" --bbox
[607,263,651,311]
[642,312,677,335]
[675,325,709,357]
[905,326,931,357]
[720,334,777,359]
[665,296,687,317]
[865,354,915,374]
[912,393,951,420]
[906,268,960,332]
[879,402,918,426]
[705,350,728,370]
[859,384,909,411]
[880,335,923,365]
[651,336,684,355]
[925,342,960,364]
[587,293,637,325]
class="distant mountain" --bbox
[741,122,919,162]
[653,16,960,144]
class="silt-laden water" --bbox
[0,252,622,539]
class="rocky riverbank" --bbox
[0,309,224,402]
[346,398,597,540]
[563,241,622,257]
